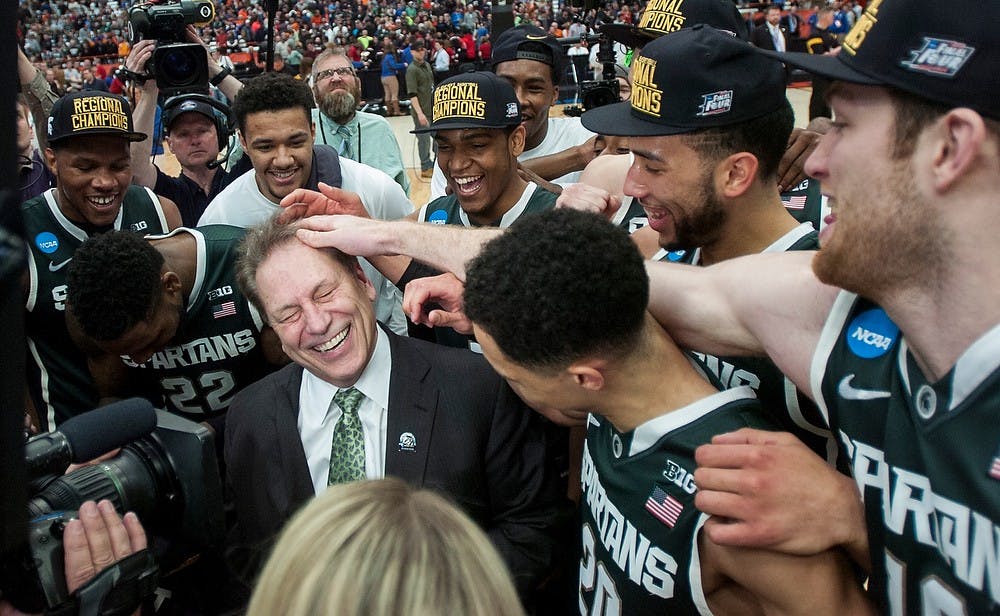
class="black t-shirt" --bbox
[153,155,253,227]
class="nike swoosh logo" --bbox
[526,34,549,40]
[837,374,891,401]
[48,258,72,272]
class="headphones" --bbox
[161,93,237,155]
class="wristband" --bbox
[210,67,232,86]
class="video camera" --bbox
[1,402,224,614]
[560,31,621,116]
[128,0,216,95]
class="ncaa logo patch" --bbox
[901,37,975,78]
[35,232,60,254]
[505,102,519,118]
[427,209,449,225]
[846,308,899,359]
[696,90,733,116]
[666,250,686,262]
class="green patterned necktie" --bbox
[327,387,367,485]
[336,124,353,159]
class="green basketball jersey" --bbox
[418,182,556,350]
[814,291,1000,614]
[418,181,557,228]
[578,387,778,615]
[652,225,838,463]
[23,186,170,430]
[119,226,273,420]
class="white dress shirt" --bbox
[297,327,392,494]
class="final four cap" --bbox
[602,0,748,49]
[582,26,786,137]
[759,0,998,120]
[490,25,563,70]
[412,71,522,134]
[47,90,146,144]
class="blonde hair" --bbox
[246,478,525,616]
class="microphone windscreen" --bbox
[60,398,157,462]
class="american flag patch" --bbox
[989,457,1000,481]
[782,195,807,210]
[645,485,683,528]
[212,301,237,319]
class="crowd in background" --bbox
[18,0,645,96]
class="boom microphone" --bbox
[24,398,157,481]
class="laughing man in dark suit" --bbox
[225,218,569,605]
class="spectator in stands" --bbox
[379,41,405,116]
[432,38,451,83]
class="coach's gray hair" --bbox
[236,217,354,321]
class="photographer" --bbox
[125,26,249,227]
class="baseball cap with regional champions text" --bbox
[47,90,147,144]
[581,26,786,137]
[412,71,522,134]
[602,0,749,49]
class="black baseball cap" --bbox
[759,0,998,120]
[47,90,146,144]
[412,71,521,134]
[602,0,749,49]
[582,25,786,137]
[163,98,217,131]
[490,25,563,71]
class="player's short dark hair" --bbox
[236,218,356,321]
[680,100,794,182]
[464,209,648,371]
[67,231,164,342]
[233,72,315,131]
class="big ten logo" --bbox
[207,285,234,300]
[662,459,697,494]
[842,0,884,55]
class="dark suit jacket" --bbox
[224,328,570,598]
[751,23,791,51]
[780,13,801,38]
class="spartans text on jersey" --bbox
[121,330,257,369]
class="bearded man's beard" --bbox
[317,89,357,124]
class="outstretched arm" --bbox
[295,215,501,282]
[645,251,836,392]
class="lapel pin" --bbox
[398,432,416,452]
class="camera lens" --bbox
[160,47,199,84]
